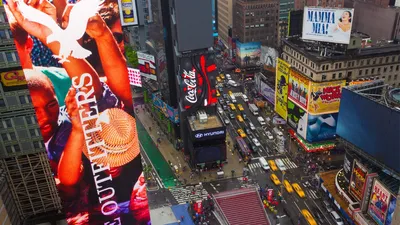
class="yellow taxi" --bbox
[237,129,246,138]
[228,90,233,96]
[229,103,236,111]
[216,90,221,97]
[283,180,294,193]
[270,173,281,186]
[236,115,244,122]
[301,209,318,225]
[268,160,278,171]
[216,76,222,83]
[237,104,244,111]
[292,183,306,198]
[219,74,225,79]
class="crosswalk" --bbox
[248,157,298,173]
[169,186,209,204]
[306,189,320,199]
[232,92,243,97]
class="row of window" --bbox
[0,94,32,108]
[1,128,40,142]
[0,12,9,24]
[0,51,20,64]
[4,140,44,155]
[0,29,13,40]
[243,3,277,10]
[0,115,37,129]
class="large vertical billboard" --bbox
[260,81,275,105]
[287,100,307,139]
[288,70,309,110]
[4,0,150,224]
[260,46,278,68]
[236,41,261,68]
[368,180,391,225]
[308,80,346,115]
[137,52,157,80]
[306,113,338,142]
[337,88,400,173]
[302,7,354,44]
[179,54,218,111]
[275,58,290,120]
[349,160,368,202]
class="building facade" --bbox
[282,37,400,87]
[0,5,63,224]
[233,0,279,47]
[294,0,344,10]
[352,1,400,44]
[217,0,235,47]
[123,0,152,50]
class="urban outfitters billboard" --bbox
[302,7,354,44]
[368,180,391,225]
[308,80,346,114]
[288,70,310,110]
[4,0,150,224]
[275,58,290,120]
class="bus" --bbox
[236,136,251,159]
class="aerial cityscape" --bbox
[0,0,399,224]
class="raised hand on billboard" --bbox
[85,14,109,39]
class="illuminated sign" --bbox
[368,180,391,225]
[182,69,198,104]
[308,80,345,114]
[137,52,157,80]
[4,0,150,223]
[195,130,225,139]
[288,70,310,110]
[0,70,27,86]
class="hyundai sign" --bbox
[193,128,226,141]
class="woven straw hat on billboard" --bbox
[83,108,140,167]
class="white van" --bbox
[330,211,344,225]
[259,157,270,170]
[257,116,266,125]
[226,74,232,80]
[227,80,239,87]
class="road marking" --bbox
[312,198,333,225]
[293,201,301,212]
[139,141,165,188]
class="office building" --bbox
[294,0,344,10]
[352,1,400,44]
[217,0,235,47]
[282,37,400,87]
[233,0,279,47]
[0,5,63,224]
[278,0,294,42]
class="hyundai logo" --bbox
[195,133,203,138]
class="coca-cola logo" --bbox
[182,69,197,104]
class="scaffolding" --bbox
[0,153,62,221]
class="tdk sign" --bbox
[195,130,225,139]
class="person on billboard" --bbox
[334,11,352,33]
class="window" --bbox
[365,69,369,75]
[310,72,314,78]
[1,133,8,141]
[9,132,16,140]
[347,71,352,77]
[386,57,389,63]
[339,73,342,78]
[395,74,398,80]
[360,60,364,66]
[29,129,37,137]
[367,59,370,65]
[19,96,27,104]
[14,145,20,152]
[0,98,5,107]
[322,74,327,80]
[3,119,12,128]
[378,68,381,73]
[0,30,6,39]
[388,75,392,81]
[384,67,387,72]
[5,52,14,62]
[33,141,41,149]
[332,73,336,79]
[390,66,393,72]
[392,56,396,62]
[371,68,375,74]
[396,65,399,71]
[359,70,362,76]
[5,146,12,154]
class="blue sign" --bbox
[152,93,180,123]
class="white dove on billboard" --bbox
[17,0,104,63]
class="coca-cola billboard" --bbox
[179,54,218,110]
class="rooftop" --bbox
[283,37,400,63]
[188,114,223,131]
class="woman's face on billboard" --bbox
[342,12,350,22]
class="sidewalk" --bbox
[135,103,245,186]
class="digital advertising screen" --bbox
[3,0,150,223]
[260,81,275,105]
[302,7,354,44]
[308,80,346,115]
[306,113,338,142]
[349,160,368,202]
[368,180,391,225]
[287,100,307,139]
[275,58,290,120]
[236,41,261,68]
[137,52,157,81]
[337,88,400,173]
[288,69,309,110]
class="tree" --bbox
[143,165,153,181]
[125,45,139,68]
